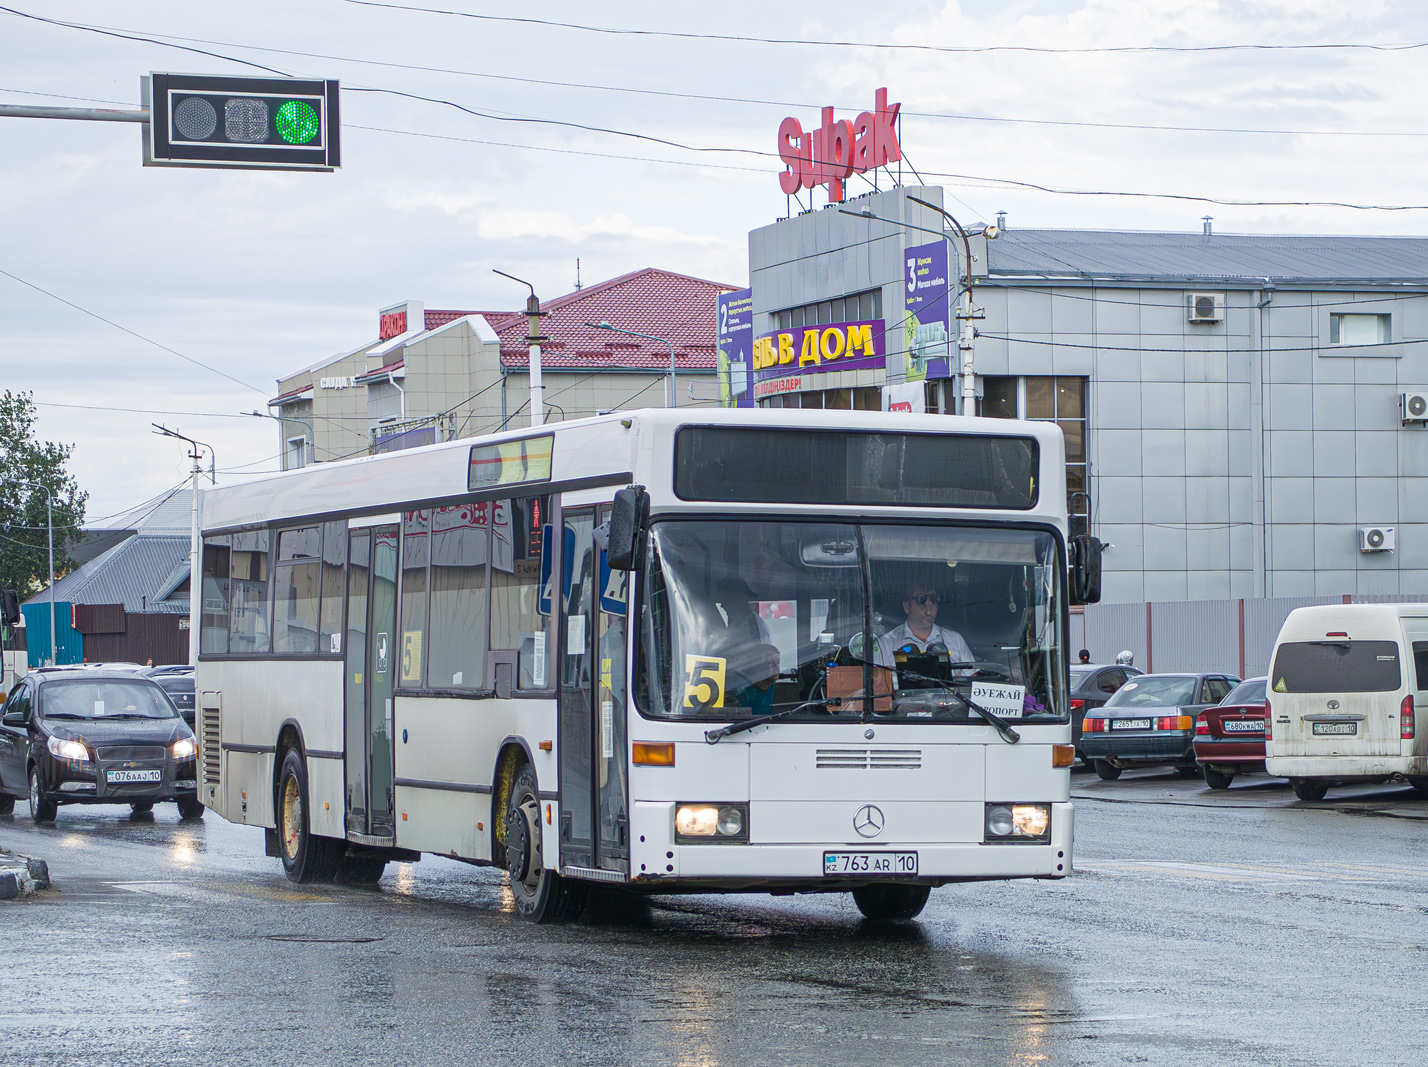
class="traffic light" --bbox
[144,73,340,171]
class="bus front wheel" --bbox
[851,884,930,922]
[277,748,343,883]
[504,765,585,923]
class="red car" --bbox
[1193,677,1267,789]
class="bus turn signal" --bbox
[1052,744,1075,768]
[633,742,675,766]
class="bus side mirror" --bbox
[606,485,650,571]
[1,590,18,627]
[1069,534,1103,605]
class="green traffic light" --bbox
[275,100,320,145]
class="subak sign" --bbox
[777,88,902,203]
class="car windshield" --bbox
[1103,676,1198,708]
[1221,678,1266,705]
[41,680,176,720]
[636,520,1067,723]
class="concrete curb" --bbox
[0,846,50,899]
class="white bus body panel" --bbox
[1266,604,1428,781]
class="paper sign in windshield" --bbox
[969,682,1026,719]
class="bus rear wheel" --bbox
[277,748,343,883]
[852,884,930,922]
[504,765,584,923]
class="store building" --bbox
[270,268,734,468]
[733,184,1428,604]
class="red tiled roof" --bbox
[423,309,479,331]
[493,268,739,371]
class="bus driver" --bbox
[875,584,974,668]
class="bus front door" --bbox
[344,523,398,841]
[558,505,629,876]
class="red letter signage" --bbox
[777,88,901,204]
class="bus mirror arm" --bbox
[704,699,842,744]
[606,485,650,571]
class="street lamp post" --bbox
[13,481,56,666]
[839,198,998,415]
[153,425,214,666]
[584,322,678,408]
[493,270,545,427]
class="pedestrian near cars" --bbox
[1078,649,1091,664]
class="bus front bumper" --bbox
[627,801,1073,887]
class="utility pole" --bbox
[14,482,57,666]
[493,271,545,426]
[908,196,992,415]
[153,426,214,666]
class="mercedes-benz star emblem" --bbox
[853,804,885,838]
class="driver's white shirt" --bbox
[874,623,973,668]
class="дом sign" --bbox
[777,88,902,203]
[753,320,886,376]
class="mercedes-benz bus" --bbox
[194,408,1092,921]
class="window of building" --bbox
[285,436,309,470]
[426,503,490,690]
[775,289,883,331]
[490,495,552,689]
[273,526,322,654]
[760,387,881,411]
[1330,313,1390,346]
[982,375,1088,531]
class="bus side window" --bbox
[229,529,271,655]
[200,535,231,655]
[427,503,490,690]
[319,520,346,655]
[400,510,429,687]
[274,526,322,655]
[491,495,551,690]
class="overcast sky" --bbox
[5,0,1428,517]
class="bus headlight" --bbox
[984,803,1051,844]
[675,803,749,843]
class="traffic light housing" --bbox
[144,73,340,171]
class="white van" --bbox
[1265,604,1428,801]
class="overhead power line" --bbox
[341,0,1428,56]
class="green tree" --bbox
[0,391,87,597]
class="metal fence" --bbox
[1081,594,1428,678]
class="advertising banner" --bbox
[904,239,952,382]
[881,381,926,413]
[717,288,754,407]
[752,319,886,379]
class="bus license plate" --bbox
[1111,718,1151,730]
[1222,720,1264,732]
[823,851,918,876]
[1313,722,1357,736]
[107,769,162,784]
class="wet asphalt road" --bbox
[3,768,1428,1067]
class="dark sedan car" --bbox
[0,669,202,820]
[1069,664,1144,764]
[1193,677,1268,789]
[144,666,195,728]
[1080,672,1240,780]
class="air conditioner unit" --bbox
[1360,526,1395,553]
[1186,292,1224,323]
[1403,392,1428,423]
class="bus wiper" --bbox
[897,670,1021,745]
[704,699,842,744]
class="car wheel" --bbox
[130,801,155,815]
[1094,759,1122,781]
[1202,766,1234,790]
[28,766,57,822]
[1174,763,1203,779]
[277,748,343,883]
[1292,779,1330,803]
[1407,776,1428,798]
[0,793,14,816]
[851,884,931,921]
[504,764,585,923]
[175,796,205,821]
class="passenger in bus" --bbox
[728,642,783,716]
[874,584,973,668]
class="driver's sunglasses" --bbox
[909,594,940,606]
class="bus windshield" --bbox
[636,520,1066,724]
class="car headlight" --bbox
[172,737,197,760]
[675,803,749,843]
[984,802,1051,843]
[47,736,89,762]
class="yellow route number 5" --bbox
[683,655,726,710]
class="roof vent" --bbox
[1202,216,1213,236]
[996,210,1007,231]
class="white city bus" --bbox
[195,408,1089,921]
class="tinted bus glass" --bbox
[675,428,1038,509]
[1271,641,1402,694]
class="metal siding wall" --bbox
[84,613,186,666]
[1068,610,1086,655]
[1243,597,1339,678]
[1082,602,1147,667]
[1149,600,1240,675]
[19,602,82,665]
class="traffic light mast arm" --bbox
[0,104,149,122]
